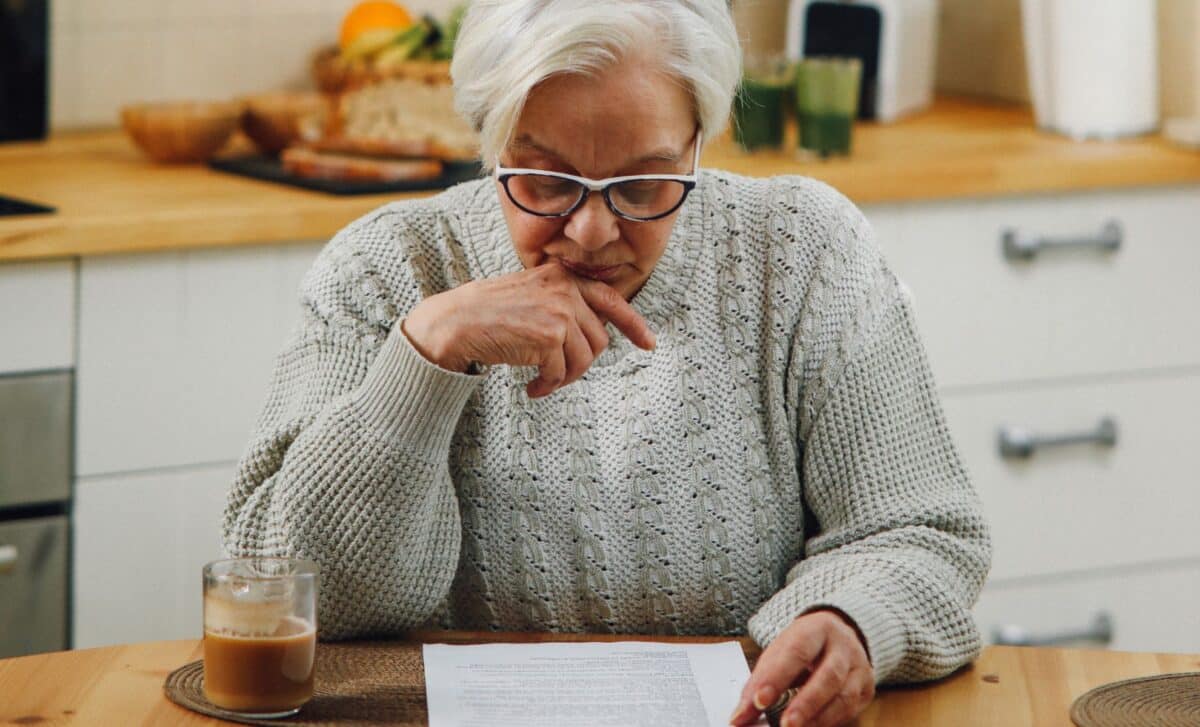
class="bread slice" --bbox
[281,147,443,182]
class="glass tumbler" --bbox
[202,558,319,717]
[732,55,794,151]
[794,57,863,157]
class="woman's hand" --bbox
[403,261,656,397]
[729,610,874,727]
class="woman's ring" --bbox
[765,687,800,722]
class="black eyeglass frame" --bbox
[493,129,702,222]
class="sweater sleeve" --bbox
[223,217,483,640]
[747,277,991,685]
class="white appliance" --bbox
[1022,0,1159,139]
[785,0,938,122]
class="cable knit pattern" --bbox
[224,170,991,684]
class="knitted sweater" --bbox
[224,170,991,685]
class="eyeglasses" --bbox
[494,130,702,222]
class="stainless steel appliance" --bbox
[0,371,71,657]
[0,0,49,142]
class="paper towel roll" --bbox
[1048,0,1159,138]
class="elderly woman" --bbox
[225,1,990,725]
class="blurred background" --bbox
[1,0,1198,661]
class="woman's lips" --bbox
[557,258,624,282]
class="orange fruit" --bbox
[339,1,414,50]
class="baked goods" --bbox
[281,147,443,182]
[322,78,479,161]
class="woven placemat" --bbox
[164,641,428,725]
[1071,672,1200,727]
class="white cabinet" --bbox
[0,260,76,374]
[72,463,232,649]
[75,242,322,476]
[869,185,1200,654]
[941,371,1200,581]
[974,561,1200,654]
[875,186,1200,389]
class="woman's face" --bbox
[496,58,698,301]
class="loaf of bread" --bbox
[323,78,479,161]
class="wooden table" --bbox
[1,631,1197,726]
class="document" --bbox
[423,640,766,727]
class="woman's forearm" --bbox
[224,327,482,639]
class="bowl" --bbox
[120,101,242,164]
[240,92,330,156]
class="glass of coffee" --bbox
[202,558,318,718]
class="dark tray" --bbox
[209,155,484,196]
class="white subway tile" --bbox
[164,0,248,23]
[49,28,82,129]
[75,28,165,127]
[77,0,161,27]
[159,26,255,101]
[50,0,79,28]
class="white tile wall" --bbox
[51,0,458,130]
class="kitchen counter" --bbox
[1,96,1197,263]
[1,632,1198,725]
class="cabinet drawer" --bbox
[881,186,1200,388]
[0,260,75,375]
[941,371,1200,580]
[73,464,230,648]
[76,242,321,476]
[0,516,69,657]
[974,562,1200,654]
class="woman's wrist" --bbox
[402,298,470,373]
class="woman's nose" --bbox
[564,192,620,251]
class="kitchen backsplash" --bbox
[734,0,1199,117]
[50,0,457,130]
[49,0,1200,131]
[731,0,1032,103]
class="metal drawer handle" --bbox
[0,544,16,574]
[1002,220,1122,260]
[993,611,1114,647]
[998,417,1117,459]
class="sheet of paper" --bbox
[423,640,766,727]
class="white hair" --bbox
[451,0,741,168]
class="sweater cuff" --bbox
[350,323,484,454]
[747,584,907,685]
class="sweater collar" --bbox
[460,174,708,365]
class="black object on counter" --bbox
[209,156,485,196]
[0,0,48,142]
[0,193,55,217]
[802,1,880,120]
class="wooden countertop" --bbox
[1,631,1197,726]
[1,96,1197,264]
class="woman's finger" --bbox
[527,345,566,398]
[729,622,825,725]
[560,323,594,388]
[575,278,656,350]
[778,651,850,727]
[808,666,874,727]
[573,294,610,357]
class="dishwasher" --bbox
[0,371,71,657]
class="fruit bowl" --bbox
[120,101,242,164]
